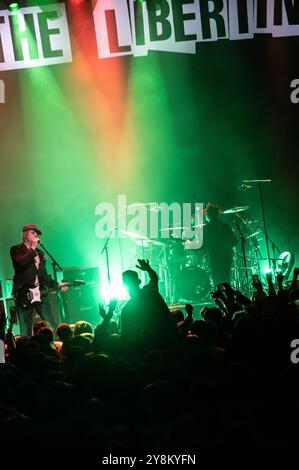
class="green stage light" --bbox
[278,251,295,279]
[101,281,129,304]
[263,269,272,275]
[9,3,20,11]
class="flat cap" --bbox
[22,224,42,235]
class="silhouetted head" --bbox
[204,203,221,222]
[38,326,54,343]
[171,309,184,324]
[122,270,141,297]
[202,307,223,327]
[74,321,93,336]
[72,334,92,353]
[56,323,73,342]
[33,320,49,336]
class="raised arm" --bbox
[136,259,158,288]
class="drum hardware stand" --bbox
[231,248,241,291]
[234,219,250,295]
[267,234,281,276]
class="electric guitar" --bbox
[18,280,85,306]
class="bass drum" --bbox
[175,266,211,302]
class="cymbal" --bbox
[120,229,148,240]
[135,238,164,246]
[223,206,249,214]
[247,229,262,239]
[160,224,205,232]
[135,239,150,247]
[120,230,164,245]
[124,203,161,212]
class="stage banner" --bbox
[1,0,299,71]
[0,3,72,71]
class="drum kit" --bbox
[121,224,211,303]
[120,202,292,303]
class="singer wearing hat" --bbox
[10,224,56,336]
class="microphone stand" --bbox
[242,179,272,271]
[101,228,115,290]
[38,241,65,323]
[234,220,249,295]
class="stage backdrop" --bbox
[0,0,299,300]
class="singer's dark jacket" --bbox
[10,243,54,295]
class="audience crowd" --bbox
[0,265,299,449]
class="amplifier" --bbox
[60,285,103,326]
[62,267,100,286]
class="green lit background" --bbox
[0,1,299,315]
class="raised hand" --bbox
[211,288,226,302]
[218,282,235,299]
[136,259,151,272]
[185,304,193,316]
[99,303,107,319]
[108,298,118,313]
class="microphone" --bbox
[238,179,271,190]
[238,183,252,191]
[37,240,44,247]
